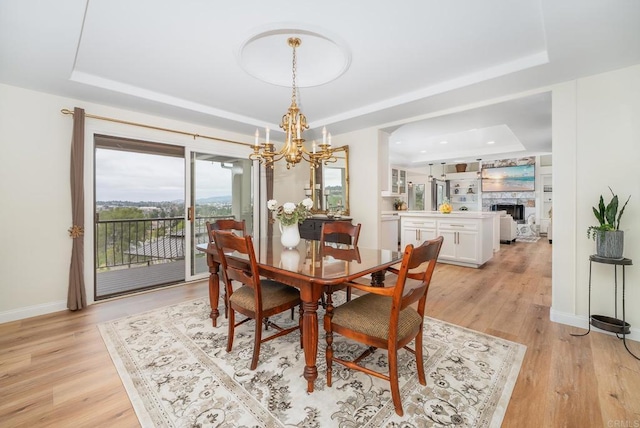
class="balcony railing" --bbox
[95,215,232,299]
[95,215,230,270]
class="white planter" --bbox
[279,222,301,249]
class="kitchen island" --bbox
[399,211,498,268]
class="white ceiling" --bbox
[1,0,639,167]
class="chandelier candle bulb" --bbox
[323,126,327,144]
[328,133,332,146]
[254,128,259,147]
[265,127,270,143]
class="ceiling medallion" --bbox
[238,28,351,87]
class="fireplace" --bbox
[491,204,525,222]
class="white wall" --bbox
[0,85,72,319]
[0,83,254,321]
[331,128,382,249]
[550,64,640,339]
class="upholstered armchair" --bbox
[499,211,517,244]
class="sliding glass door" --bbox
[188,152,253,278]
[93,136,253,299]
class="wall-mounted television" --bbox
[481,164,535,192]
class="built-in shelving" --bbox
[541,173,552,234]
[448,177,481,211]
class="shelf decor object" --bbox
[455,163,467,172]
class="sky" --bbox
[95,149,232,202]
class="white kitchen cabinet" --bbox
[390,167,407,195]
[402,218,437,247]
[400,212,495,268]
[438,223,479,264]
[381,214,400,250]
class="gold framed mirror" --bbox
[308,145,349,215]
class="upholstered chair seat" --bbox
[229,281,301,312]
[330,293,422,342]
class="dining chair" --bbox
[319,221,361,306]
[206,218,246,241]
[213,230,303,370]
[323,236,443,416]
[206,219,247,318]
[320,244,361,264]
[319,221,361,246]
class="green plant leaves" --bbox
[605,194,618,226]
[589,188,630,238]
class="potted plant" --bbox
[267,198,313,248]
[587,187,630,258]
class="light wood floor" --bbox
[1,239,639,427]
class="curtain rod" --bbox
[60,108,252,148]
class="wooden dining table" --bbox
[196,237,403,393]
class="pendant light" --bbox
[440,162,446,180]
[428,163,434,182]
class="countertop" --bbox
[398,211,500,219]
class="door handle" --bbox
[188,206,195,222]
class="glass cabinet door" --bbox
[391,168,399,193]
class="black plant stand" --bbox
[571,255,639,360]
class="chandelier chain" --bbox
[291,40,297,104]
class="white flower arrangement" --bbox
[267,198,313,226]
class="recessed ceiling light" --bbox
[395,141,402,145]
[487,141,495,145]
[440,141,448,145]
[420,150,427,153]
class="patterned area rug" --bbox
[99,297,526,427]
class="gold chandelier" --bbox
[250,37,337,169]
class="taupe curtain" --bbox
[67,107,86,310]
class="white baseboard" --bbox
[0,300,67,324]
[550,308,640,342]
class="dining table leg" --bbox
[301,298,319,393]
[206,253,221,327]
[370,269,387,286]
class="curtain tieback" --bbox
[68,225,84,238]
